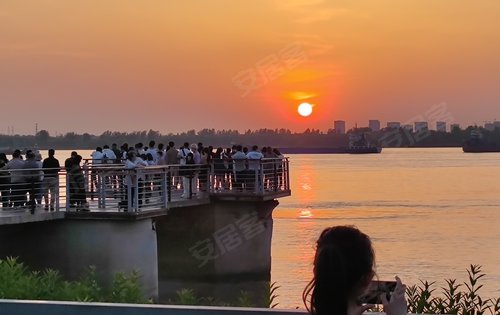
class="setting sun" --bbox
[298,103,313,117]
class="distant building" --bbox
[494,121,500,129]
[386,122,401,129]
[334,120,346,134]
[414,121,428,133]
[369,120,380,132]
[450,123,460,131]
[485,123,495,131]
[436,121,446,132]
[403,124,413,132]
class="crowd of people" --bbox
[0,149,61,213]
[0,141,286,212]
[92,141,286,199]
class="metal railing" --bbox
[0,158,290,214]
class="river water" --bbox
[273,148,500,308]
[52,148,500,308]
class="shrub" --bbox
[407,265,499,315]
[0,257,149,303]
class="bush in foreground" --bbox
[406,265,499,315]
[0,257,149,303]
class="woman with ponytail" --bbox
[303,226,407,315]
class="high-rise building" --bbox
[436,121,446,132]
[369,120,380,131]
[334,120,346,134]
[386,122,401,129]
[485,123,495,131]
[414,121,428,133]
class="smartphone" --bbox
[359,280,397,304]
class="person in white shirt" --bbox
[231,145,247,191]
[246,145,264,192]
[177,142,191,165]
[124,151,148,210]
[146,140,160,163]
[102,145,117,164]
[90,147,104,165]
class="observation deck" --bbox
[0,158,291,225]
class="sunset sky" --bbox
[1,0,500,135]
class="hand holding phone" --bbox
[358,280,397,305]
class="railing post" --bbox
[273,161,278,192]
[189,175,192,199]
[259,165,264,194]
[55,175,60,211]
[65,171,70,211]
[98,172,105,209]
[285,158,290,191]
[162,168,168,208]
[127,176,132,212]
[134,170,139,212]
[209,163,214,193]
[167,167,172,203]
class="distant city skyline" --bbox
[3,118,500,136]
[2,1,500,135]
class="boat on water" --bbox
[462,130,500,153]
[345,133,382,154]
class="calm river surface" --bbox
[55,148,499,308]
[273,148,500,308]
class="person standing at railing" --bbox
[165,141,179,188]
[68,155,89,211]
[223,147,234,190]
[273,148,284,190]
[124,150,148,209]
[3,150,26,208]
[246,145,264,192]
[0,153,10,208]
[178,142,191,197]
[90,147,104,196]
[146,140,160,164]
[231,145,247,191]
[111,143,122,163]
[190,143,201,195]
[42,149,60,211]
[23,151,43,214]
[199,147,211,192]
[212,147,225,191]
[102,145,117,163]
[34,152,44,205]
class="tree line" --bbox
[1,126,499,150]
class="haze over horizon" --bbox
[1,0,500,136]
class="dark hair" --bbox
[303,226,375,315]
[48,149,55,156]
[149,140,155,147]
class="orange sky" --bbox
[1,0,500,135]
